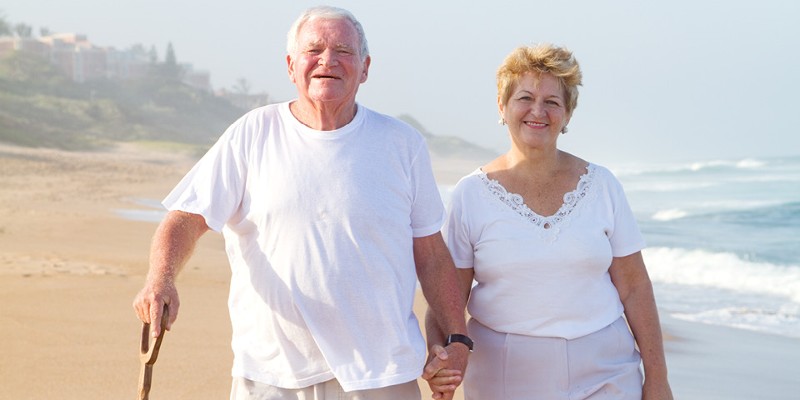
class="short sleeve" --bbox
[408,140,445,237]
[162,118,249,232]
[442,179,475,268]
[604,170,646,257]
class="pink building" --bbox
[0,36,50,59]
[40,33,107,82]
[2,33,213,91]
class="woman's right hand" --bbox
[423,344,463,399]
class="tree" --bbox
[0,12,12,36]
[233,77,251,95]
[39,26,51,37]
[148,45,158,64]
[13,22,32,38]
[164,42,177,67]
[157,41,182,81]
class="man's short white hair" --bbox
[286,6,370,61]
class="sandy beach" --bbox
[1,143,798,399]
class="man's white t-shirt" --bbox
[163,101,445,391]
[444,164,645,340]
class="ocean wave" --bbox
[687,158,766,171]
[651,208,689,221]
[672,305,800,338]
[690,201,800,226]
[642,200,795,223]
[734,158,767,169]
[609,159,756,177]
[608,156,800,177]
[689,159,741,171]
[624,180,718,193]
[644,247,800,303]
[730,174,800,183]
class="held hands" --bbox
[422,344,468,400]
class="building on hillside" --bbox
[40,33,107,82]
[105,45,151,81]
[0,37,51,59]
[0,33,213,90]
[180,63,211,92]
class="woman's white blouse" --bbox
[443,164,645,339]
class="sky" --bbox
[3,1,800,165]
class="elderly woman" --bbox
[425,44,673,399]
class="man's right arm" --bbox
[132,210,209,337]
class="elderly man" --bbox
[132,6,469,399]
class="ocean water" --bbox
[120,155,800,339]
[611,156,800,338]
[439,156,800,338]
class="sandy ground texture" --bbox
[0,142,470,399]
[2,143,799,399]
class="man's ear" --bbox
[287,54,296,83]
[360,56,371,83]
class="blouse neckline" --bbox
[477,164,596,240]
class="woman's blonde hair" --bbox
[497,44,582,114]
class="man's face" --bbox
[287,18,370,106]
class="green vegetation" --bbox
[0,12,12,36]
[0,51,496,159]
[0,52,244,150]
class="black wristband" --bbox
[446,333,474,352]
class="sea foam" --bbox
[644,247,800,303]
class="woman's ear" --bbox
[497,96,506,125]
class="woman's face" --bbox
[500,72,570,152]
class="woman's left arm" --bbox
[610,251,674,400]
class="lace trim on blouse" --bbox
[478,164,596,241]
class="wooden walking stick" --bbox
[138,304,169,400]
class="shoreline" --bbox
[1,143,798,399]
[662,314,800,399]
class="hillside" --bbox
[397,114,497,160]
[0,52,243,151]
[0,51,496,163]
